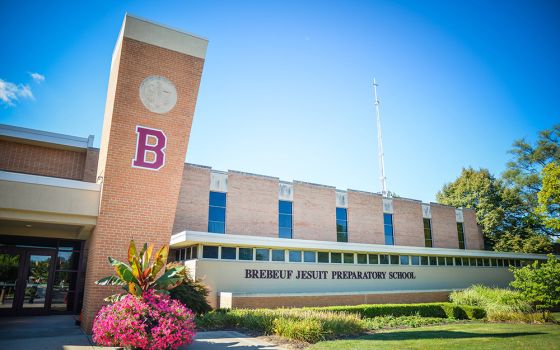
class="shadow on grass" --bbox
[360,330,545,341]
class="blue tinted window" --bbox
[208,221,225,234]
[271,250,285,262]
[279,227,292,239]
[208,191,226,234]
[400,255,409,265]
[457,223,465,249]
[279,201,293,239]
[202,246,218,259]
[289,251,302,262]
[304,251,316,262]
[336,207,347,219]
[256,249,269,261]
[209,191,227,207]
[209,206,226,222]
[336,207,348,243]
[411,256,420,265]
[279,214,293,228]
[383,213,394,245]
[221,247,236,260]
[383,213,393,225]
[279,200,292,214]
[239,248,253,260]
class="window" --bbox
[429,256,437,265]
[336,208,348,242]
[438,257,446,266]
[423,218,433,247]
[384,213,394,245]
[455,257,463,266]
[357,254,368,264]
[457,222,465,249]
[369,254,379,264]
[411,256,420,265]
[421,256,429,265]
[221,247,236,260]
[256,249,269,261]
[318,252,329,263]
[279,201,293,239]
[446,257,454,266]
[343,253,354,264]
[289,250,302,262]
[380,254,389,264]
[331,252,342,263]
[202,246,219,259]
[271,250,285,262]
[390,255,399,265]
[304,251,316,263]
[400,255,409,265]
[239,248,253,260]
[208,192,226,233]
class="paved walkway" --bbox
[0,316,285,350]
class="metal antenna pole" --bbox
[373,78,388,197]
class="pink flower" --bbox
[92,291,196,350]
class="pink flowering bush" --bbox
[93,290,196,349]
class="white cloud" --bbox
[0,79,35,106]
[29,72,45,83]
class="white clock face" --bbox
[139,76,177,114]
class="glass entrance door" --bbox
[21,252,55,311]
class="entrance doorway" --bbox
[0,236,84,316]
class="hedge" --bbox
[305,302,486,320]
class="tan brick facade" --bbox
[293,181,336,241]
[227,291,450,308]
[0,139,98,182]
[463,208,484,250]
[347,190,384,244]
[392,198,425,247]
[431,203,459,249]
[81,23,206,331]
[173,164,211,233]
[226,171,279,237]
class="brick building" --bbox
[0,15,549,331]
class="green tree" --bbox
[536,162,560,232]
[502,124,560,237]
[510,254,560,313]
[435,167,548,251]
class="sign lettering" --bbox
[132,125,167,170]
[244,269,416,280]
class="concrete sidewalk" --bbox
[0,316,286,350]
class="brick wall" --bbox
[293,181,336,241]
[431,204,459,249]
[227,291,450,308]
[226,171,279,237]
[173,164,211,233]
[82,32,205,331]
[347,190,384,244]
[463,208,484,250]
[82,148,99,182]
[392,198,425,247]
[0,139,93,181]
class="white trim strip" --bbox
[0,124,92,149]
[222,289,454,298]
[0,171,101,191]
[171,230,550,260]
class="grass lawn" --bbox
[308,323,560,350]
[553,312,560,321]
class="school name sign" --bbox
[244,269,416,280]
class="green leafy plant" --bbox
[450,285,532,315]
[510,254,560,313]
[169,275,212,315]
[95,240,187,300]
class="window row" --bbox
[174,245,533,268]
[208,192,464,249]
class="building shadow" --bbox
[360,329,545,341]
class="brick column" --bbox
[81,15,207,332]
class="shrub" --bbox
[362,315,458,330]
[487,311,554,323]
[306,302,485,320]
[169,276,212,315]
[450,285,532,314]
[92,291,196,350]
[510,254,560,312]
[273,318,324,343]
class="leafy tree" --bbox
[536,162,560,232]
[493,232,552,254]
[96,240,188,301]
[510,254,560,313]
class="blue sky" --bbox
[1,0,558,202]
